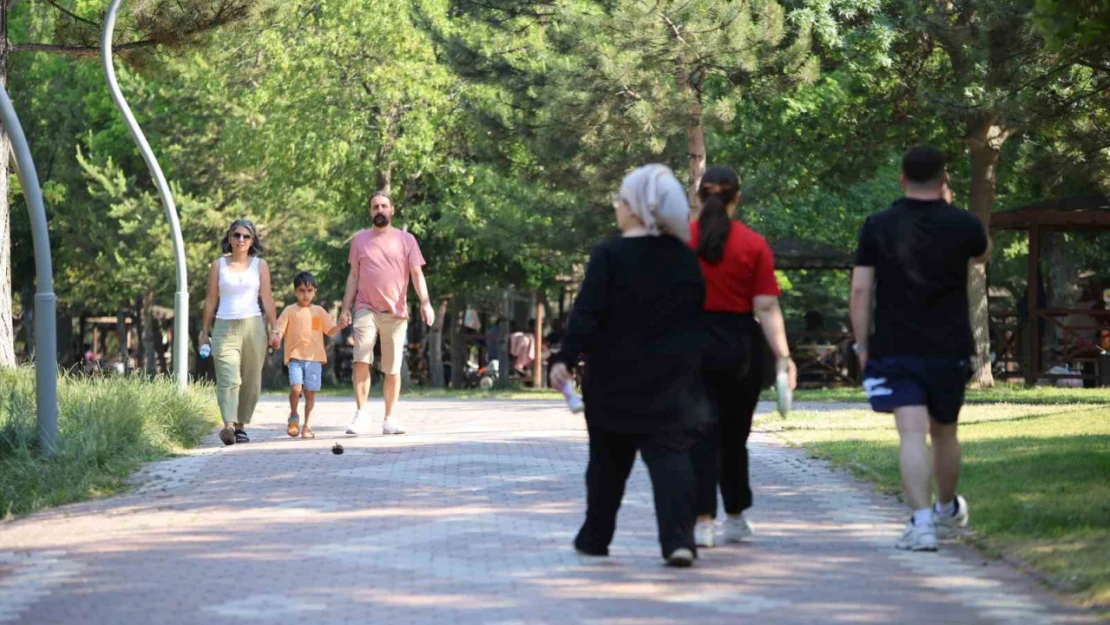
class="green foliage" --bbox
[5,0,1110,357]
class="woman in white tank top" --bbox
[200,219,280,445]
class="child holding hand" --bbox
[275,272,347,438]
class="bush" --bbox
[0,368,219,518]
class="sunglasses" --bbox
[231,232,253,241]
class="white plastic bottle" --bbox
[199,344,211,359]
[561,380,584,414]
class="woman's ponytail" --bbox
[695,167,740,264]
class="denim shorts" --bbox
[288,360,323,392]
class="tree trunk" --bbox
[685,103,706,209]
[133,296,145,372]
[78,314,87,361]
[675,61,706,207]
[499,291,510,387]
[377,167,392,195]
[141,291,158,377]
[116,307,128,371]
[967,121,1011,389]
[450,297,466,389]
[19,283,32,359]
[429,299,447,388]
[155,320,169,375]
[533,292,544,389]
[56,312,73,368]
[0,3,16,368]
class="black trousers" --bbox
[692,329,766,518]
[574,424,697,559]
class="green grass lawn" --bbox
[756,403,1110,607]
[761,385,1110,405]
[0,369,219,519]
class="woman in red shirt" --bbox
[689,166,796,548]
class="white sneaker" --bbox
[665,548,694,567]
[933,495,970,538]
[382,417,406,435]
[346,410,371,436]
[695,521,716,548]
[895,519,938,552]
[719,515,755,543]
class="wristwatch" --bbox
[852,343,867,354]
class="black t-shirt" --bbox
[553,235,708,434]
[855,198,988,358]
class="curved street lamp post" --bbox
[102,0,189,390]
[0,86,58,454]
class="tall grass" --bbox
[0,368,219,519]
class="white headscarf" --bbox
[618,164,691,242]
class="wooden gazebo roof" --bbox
[991,195,1110,231]
[772,237,854,270]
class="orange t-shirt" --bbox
[276,304,337,364]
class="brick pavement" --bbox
[0,396,1100,624]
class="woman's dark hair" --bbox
[696,167,740,264]
[221,219,267,256]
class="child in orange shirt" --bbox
[275,272,347,438]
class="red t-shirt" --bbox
[688,221,780,313]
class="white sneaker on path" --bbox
[346,410,371,436]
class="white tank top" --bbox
[216,256,262,320]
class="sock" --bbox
[912,508,933,527]
[935,499,956,516]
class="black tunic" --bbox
[553,235,708,434]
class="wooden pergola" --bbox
[989,195,1110,386]
[771,238,857,387]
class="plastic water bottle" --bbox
[775,365,792,418]
[561,380,584,414]
[199,344,211,359]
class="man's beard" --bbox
[372,214,390,227]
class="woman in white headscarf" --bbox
[550,164,709,567]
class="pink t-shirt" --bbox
[349,228,426,317]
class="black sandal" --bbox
[219,426,236,446]
[234,428,250,443]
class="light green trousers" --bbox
[212,316,267,425]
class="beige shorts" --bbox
[352,309,408,375]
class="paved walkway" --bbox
[0,397,1099,624]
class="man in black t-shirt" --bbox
[850,146,991,552]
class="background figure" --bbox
[340,192,435,436]
[851,145,991,551]
[199,219,280,446]
[688,166,796,549]
[550,164,706,567]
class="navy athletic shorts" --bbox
[863,356,972,424]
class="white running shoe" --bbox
[695,521,716,548]
[719,515,755,543]
[895,519,938,552]
[346,410,371,436]
[933,495,970,538]
[382,417,406,435]
[665,548,694,567]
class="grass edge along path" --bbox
[0,369,219,520]
[304,383,1110,404]
[756,402,1110,610]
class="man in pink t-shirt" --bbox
[340,192,435,436]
